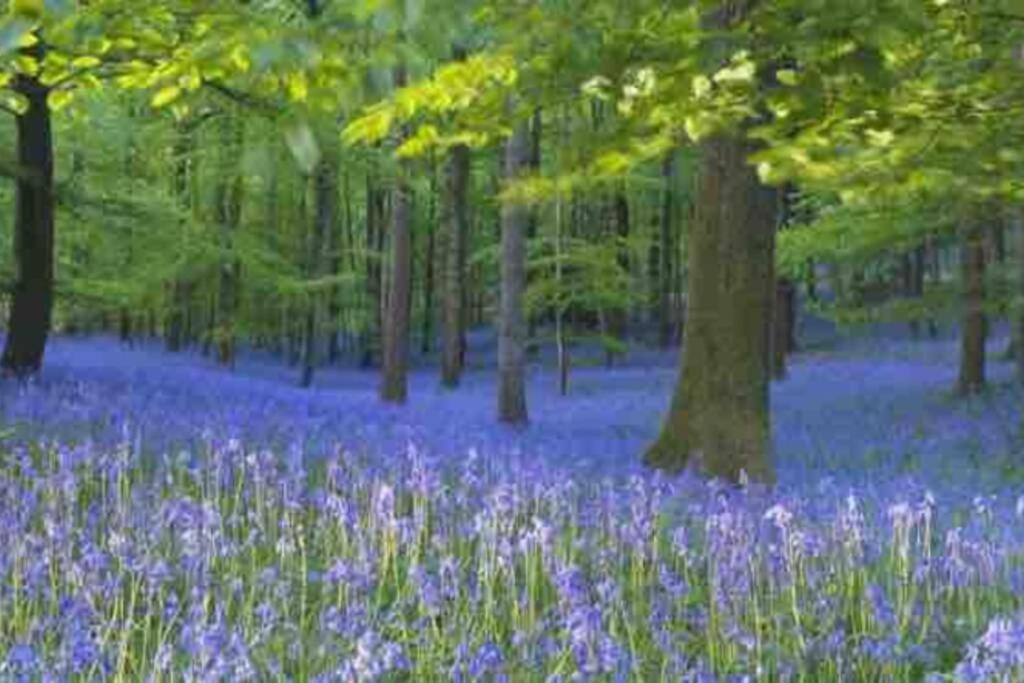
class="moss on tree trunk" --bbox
[644,134,779,483]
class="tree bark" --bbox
[644,134,778,483]
[421,166,437,354]
[1011,210,1024,383]
[380,64,413,403]
[771,278,795,380]
[361,172,386,368]
[215,114,244,367]
[300,157,337,387]
[2,41,54,377]
[166,121,195,353]
[656,153,675,348]
[497,117,531,424]
[606,189,630,365]
[956,217,987,395]
[441,143,470,387]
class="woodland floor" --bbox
[2,323,1019,505]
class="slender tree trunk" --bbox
[421,166,437,354]
[644,134,778,482]
[3,43,54,376]
[657,153,675,348]
[957,217,986,395]
[805,258,818,303]
[526,108,542,343]
[441,143,470,387]
[380,64,413,403]
[497,117,531,424]
[361,172,385,368]
[1011,210,1024,383]
[607,189,630,365]
[925,236,941,337]
[328,169,351,364]
[166,121,195,353]
[772,278,794,380]
[301,158,336,387]
[215,115,244,367]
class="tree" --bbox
[380,63,413,404]
[440,141,470,387]
[957,215,986,395]
[2,37,53,376]
[643,133,779,482]
[497,116,530,424]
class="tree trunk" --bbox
[657,153,675,348]
[607,189,630,365]
[1011,210,1024,383]
[166,121,195,353]
[956,218,987,395]
[772,278,794,380]
[421,166,437,354]
[644,134,778,483]
[215,115,244,367]
[2,43,54,377]
[301,158,336,387]
[361,173,386,368]
[381,64,413,403]
[441,143,470,387]
[497,117,531,424]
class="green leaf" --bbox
[151,85,182,108]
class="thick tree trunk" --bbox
[957,218,987,395]
[2,46,54,377]
[381,65,413,403]
[441,143,470,387]
[497,118,531,424]
[644,134,778,483]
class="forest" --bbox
[0,0,1022,680]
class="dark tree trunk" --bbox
[2,43,54,377]
[805,258,818,303]
[215,115,244,367]
[607,189,630,364]
[497,117,531,424]
[526,107,542,342]
[118,309,132,345]
[441,143,471,387]
[644,134,779,483]
[901,250,922,338]
[772,278,795,381]
[381,64,413,403]
[1011,211,1024,383]
[421,167,437,354]
[166,122,195,353]
[925,237,941,337]
[301,157,337,388]
[329,170,355,364]
[957,218,987,395]
[657,153,675,348]
[361,173,386,368]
